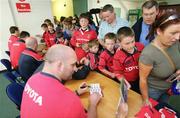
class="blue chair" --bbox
[6,83,24,110]
[1,58,23,80]
[3,71,17,83]
[1,59,12,72]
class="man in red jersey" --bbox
[8,26,20,51]
[21,44,101,118]
[10,31,30,69]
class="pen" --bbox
[80,85,91,89]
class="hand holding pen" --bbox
[75,82,89,96]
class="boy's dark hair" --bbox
[104,32,116,42]
[79,13,90,21]
[47,22,54,28]
[117,27,134,42]
[102,4,114,13]
[41,23,48,28]
[44,19,51,24]
[88,40,99,48]
[60,16,66,22]
[9,26,19,34]
[142,0,159,10]
[63,18,72,26]
[20,31,30,38]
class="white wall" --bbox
[88,0,139,20]
[0,0,16,70]
[0,0,53,71]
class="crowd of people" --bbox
[6,0,180,117]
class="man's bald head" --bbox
[25,37,38,50]
[43,44,77,80]
[45,44,76,63]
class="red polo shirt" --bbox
[70,28,97,61]
[86,52,99,70]
[10,39,26,69]
[21,72,87,118]
[113,42,144,81]
[8,35,19,51]
[42,31,48,42]
[98,49,114,73]
[44,31,56,47]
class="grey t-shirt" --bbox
[139,41,180,90]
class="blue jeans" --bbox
[148,87,169,103]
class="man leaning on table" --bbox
[20,44,101,118]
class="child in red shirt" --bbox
[41,23,49,43]
[70,13,97,61]
[36,23,49,45]
[46,23,56,47]
[113,27,144,93]
[55,31,68,45]
[8,26,20,51]
[10,31,30,69]
[84,40,99,70]
[98,33,116,79]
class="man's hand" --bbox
[76,82,89,95]
[89,92,101,106]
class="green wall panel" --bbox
[73,0,88,16]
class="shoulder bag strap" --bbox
[151,43,176,71]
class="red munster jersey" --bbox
[21,72,87,118]
[8,35,19,51]
[70,28,97,48]
[10,39,26,69]
[55,38,66,45]
[86,52,99,70]
[113,42,144,82]
[42,31,48,42]
[70,28,97,61]
[75,48,88,61]
[98,49,115,73]
[45,30,56,47]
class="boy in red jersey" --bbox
[46,23,56,47]
[70,13,97,61]
[8,26,20,51]
[86,40,99,70]
[55,31,68,45]
[98,33,116,79]
[10,31,30,69]
[113,27,144,93]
